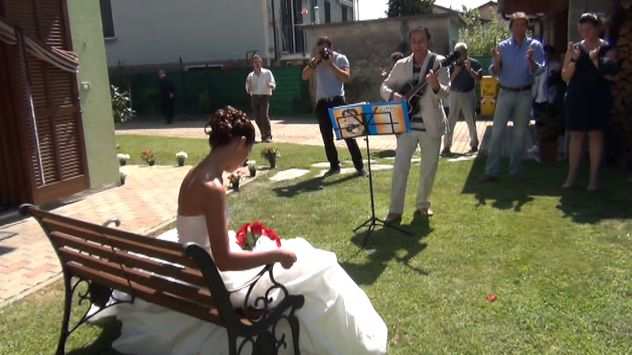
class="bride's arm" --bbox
[202,183,294,271]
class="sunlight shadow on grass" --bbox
[340,216,432,286]
[272,173,360,198]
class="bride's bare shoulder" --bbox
[202,179,225,195]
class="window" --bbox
[324,1,331,23]
[310,0,317,24]
[342,5,353,22]
[100,0,115,38]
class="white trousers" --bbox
[389,130,441,214]
[444,90,479,150]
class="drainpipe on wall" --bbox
[271,0,280,63]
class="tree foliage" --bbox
[458,8,510,57]
[111,85,135,124]
[387,0,435,17]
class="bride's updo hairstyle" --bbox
[205,106,255,149]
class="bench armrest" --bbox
[225,264,272,294]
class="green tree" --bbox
[387,0,435,17]
[458,8,510,56]
[111,85,135,124]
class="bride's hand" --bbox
[277,249,297,269]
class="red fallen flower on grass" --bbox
[486,294,497,303]
[235,221,282,250]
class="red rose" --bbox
[263,227,282,247]
[236,223,250,248]
[263,227,277,238]
[251,221,264,236]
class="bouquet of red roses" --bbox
[236,221,282,251]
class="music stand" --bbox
[328,102,412,246]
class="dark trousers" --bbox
[315,96,363,171]
[251,95,272,140]
[161,99,175,124]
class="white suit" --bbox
[380,51,450,213]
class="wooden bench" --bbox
[20,204,304,355]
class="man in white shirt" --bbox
[245,54,276,142]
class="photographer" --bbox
[443,42,482,156]
[302,36,366,177]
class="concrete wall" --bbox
[477,3,501,21]
[303,14,462,103]
[105,0,268,66]
[104,0,355,66]
[68,0,119,189]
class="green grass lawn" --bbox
[2,135,631,354]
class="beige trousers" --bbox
[389,130,441,214]
[444,90,479,150]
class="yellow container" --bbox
[480,97,496,117]
[481,76,499,98]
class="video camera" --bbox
[320,47,332,60]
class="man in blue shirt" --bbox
[302,36,366,176]
[482,12,545,181]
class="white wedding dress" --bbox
[91,215,388,355]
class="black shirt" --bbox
[449,58,482,92]
[159,77,175,103]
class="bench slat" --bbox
[30,208,184,251]
[66,262,224,324]
[49,231,208,288]
[44,218,198,269]
[58,247,214,306]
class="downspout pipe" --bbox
[271,0,279,63]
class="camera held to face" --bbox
[320,47,332,60]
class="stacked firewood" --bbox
[611,6,632,169]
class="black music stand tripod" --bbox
[352,134,412,247]
[331,108,412,247]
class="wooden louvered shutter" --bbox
[1,43,33,207]
[6,0,89,204]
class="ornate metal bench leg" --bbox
[228,332,238,355]
[288,314,301,355]
[56,274,72,355]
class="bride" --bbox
[94,106,388,355]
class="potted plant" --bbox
[119,171,127,185]
[228,173,240,191]
[141,149,156,166]
[117,153,130,166]
[247,160,257,177]
[261,146,279,169]
[176,151,188,167]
